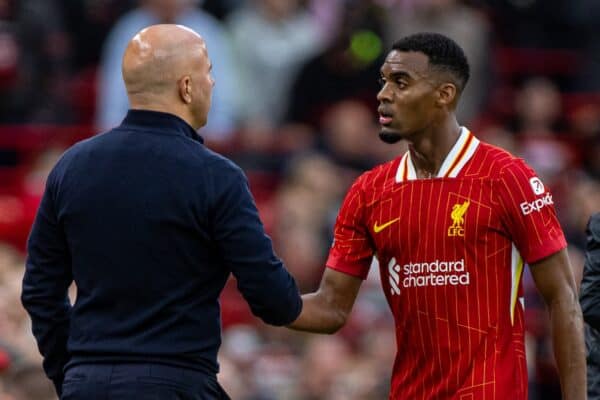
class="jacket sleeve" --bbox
[580,212,600,331]
[208,162,302,326]
[21,168,72,396]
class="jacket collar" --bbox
[121,109,204,144]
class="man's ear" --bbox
[178,76,192,104]
[436,83,458,107]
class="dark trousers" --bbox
[61,363,230,400]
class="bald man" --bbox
[22,25,302,400]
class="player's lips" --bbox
[379,115,393,125]
[378,108,393,125]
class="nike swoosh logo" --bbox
[373,218,400,233]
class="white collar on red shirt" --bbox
[395,127,480,182]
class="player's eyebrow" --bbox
[389,71,413,80]
[380,70,417,81]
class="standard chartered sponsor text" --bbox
[388,258,469,294]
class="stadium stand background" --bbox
[0,0,598,398]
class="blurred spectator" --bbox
[584,137,600,180]
[1,363,56,400]
[483,0,579,49]
[478,124,519,155]
[0,146,65,252]
[285,0,385,127]
[383,0,491,124]
[319,100,380,174]
[96,0,238,140]
[569,102,600,142]
[202,0,246,21]
[0,242,46,400]
[227,0,323,126]
[316,100,407,178]
[272,153,345,291]
[300,336,352,399]
[510,77,576,186]
[567,102,600,184]
[0,0,72,124]
[569,0,600,91]
[56,0,132,124]
[59,0,131,70]
[512,77,564,135]
[308,0,345,45]
[231,121,283,177]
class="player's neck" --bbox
[408,118,461,179]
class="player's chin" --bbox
[378,127,403,144]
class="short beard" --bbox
[378,131,403,144]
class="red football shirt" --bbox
[326,128,566,400]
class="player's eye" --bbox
[397,80,408,89]
[378,77,385,86]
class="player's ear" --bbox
[436,83,457,108]
[178,75,193,104]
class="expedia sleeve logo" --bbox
[520,193,554,215]
[520,176,553,215]
[529,177,545,195]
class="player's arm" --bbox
[530,249,587,400]
[288,173,372,334]
[287,268,362,334]
[496,159,586,399]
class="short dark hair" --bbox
[392,32,470,91]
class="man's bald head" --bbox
[122,24,214,129]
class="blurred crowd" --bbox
[0,0,599,398]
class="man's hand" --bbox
[287,268,362,334]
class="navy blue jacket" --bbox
[21,110,302,394]
[581,212,600,398]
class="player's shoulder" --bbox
[353,157,402,191]
[473,140,533,179]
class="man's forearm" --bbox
[287,292,348,334]
[548,292,587,400]
[287,268,362,334]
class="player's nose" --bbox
[377,82,393,103]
